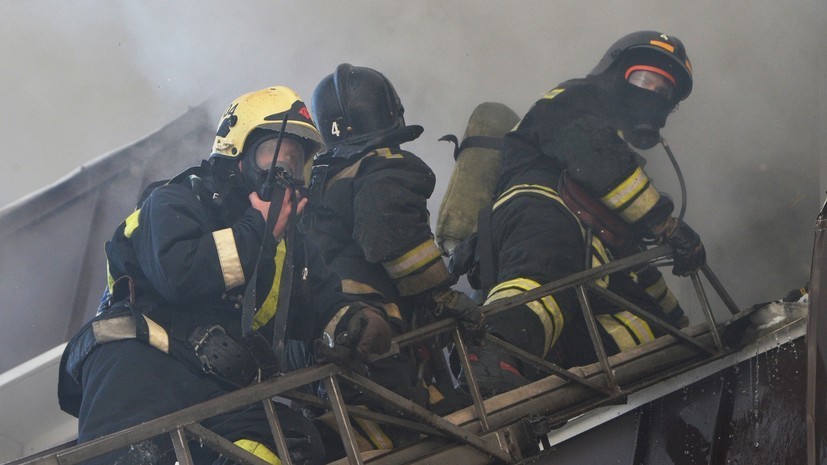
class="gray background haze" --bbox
[1,0,826,325]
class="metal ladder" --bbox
[8,244,742,465]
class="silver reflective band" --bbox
[627,70,673,99]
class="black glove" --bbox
[316,306,392,370]
[656,217,706,277]
[337,306,392,361]
[782,285,809,303]
[432,288,487,345]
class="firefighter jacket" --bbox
[498,77,674,230]
[306,147,451,325]
[59,162,355,416]
[482,78,685,364]
[103,163,352,343]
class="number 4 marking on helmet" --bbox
[331,121,341,137]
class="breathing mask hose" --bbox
[241,102,301,339]
[660,137,687,222]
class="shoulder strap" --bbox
[439,134,505,160]
[476,204,497,295]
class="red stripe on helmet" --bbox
[624,65,676,86]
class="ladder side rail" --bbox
[338,371,514,463]
[263,398,293,465]
[585,282,716,356]
[575,285,620,392]
[690,273,725,352]
[282,390,441,436]
[452,327,491,431]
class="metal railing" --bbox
[9,244,741,465]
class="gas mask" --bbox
[241,135,307,199]
[618,68,676,150]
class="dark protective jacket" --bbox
[483,78,684,366]
[59,161,353,416]
[306,147,450,324]
[103,162,350,344]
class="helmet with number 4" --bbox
[311,63,422,159]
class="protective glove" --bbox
[654,217,706,277]
[336,306,392,361]
[432,288,487,345]
[316,306,392,370]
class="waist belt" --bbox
[187,325,260,388]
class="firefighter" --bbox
[57,86,393,465]
[304,64,484,447]
[470,31,705,393]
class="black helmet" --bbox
[589,31,693,103]
[311,63,422,159]
[589,31,693,149]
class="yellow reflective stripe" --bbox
[542,87,565,100]
[395,259,450,296]
[618,184,660,223]
[383,239,441,280]
[596,314,637,351]
[371,147,403,159]
[354,413,394,450]
[92,314,165,356]
[341,279,380,295]
[645,276,679,313]
[323,306,352,343]
[143,315,169,354]
[486,278,564,356]
[123,209,141,238]
[233,439,280,465]
[428,384,446,404]
[493,184,563,211]
[253,240,287,330]
[600,167,648,209]
[212,228,245,290]
[590,236,611,289]
[106,262,115,295]
[600,167,660,222]
[379,302,403,322]
[613,311,655,344]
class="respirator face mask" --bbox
[241,135,306,197]
[619,67,677,150]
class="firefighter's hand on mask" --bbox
[656,217,706,277]
[432,288,487,345]
[248,189,308,239]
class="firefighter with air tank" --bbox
[452,31,706,395]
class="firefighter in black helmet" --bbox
[58,86,393,465]
[469,31,704,393]
[305,64,483,447]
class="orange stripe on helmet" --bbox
[624,65,677,86]
[649,40,675,53]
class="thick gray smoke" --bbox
[1,0,825,315]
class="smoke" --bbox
[1,0,825,314]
